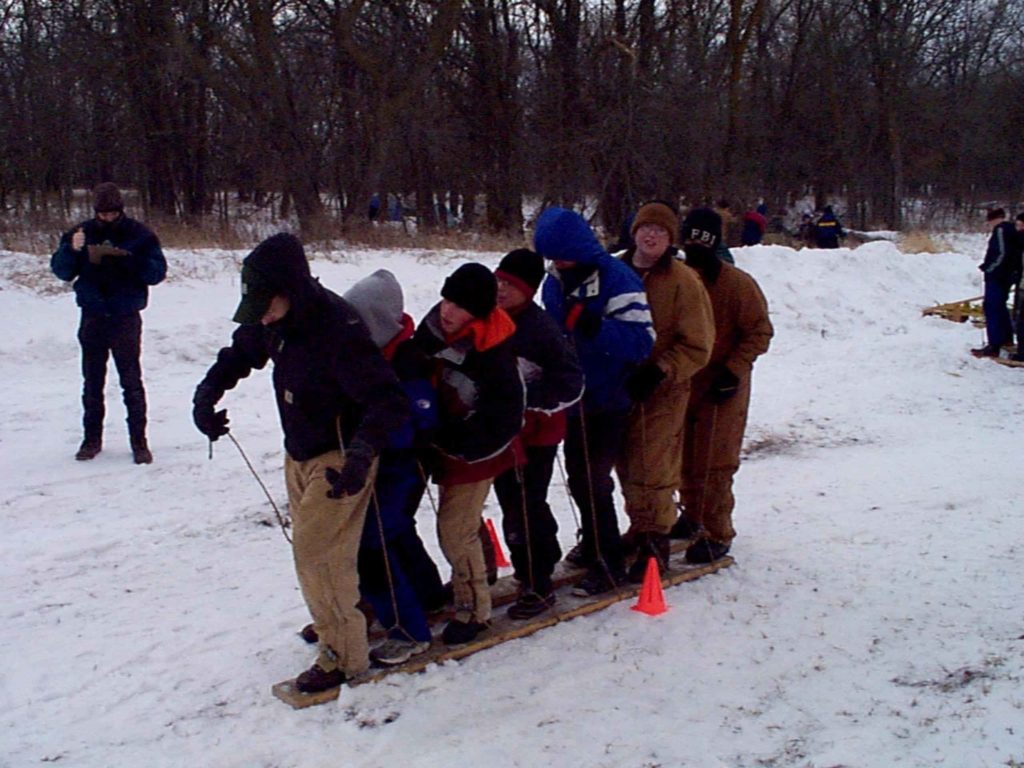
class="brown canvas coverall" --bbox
[618,249,714,534]
[680,261,773,545]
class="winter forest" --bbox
[3,0,1024,239]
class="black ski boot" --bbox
[507,590,556,620]
[685,538,731,564]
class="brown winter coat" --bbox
[681,261,773,544]
[618,248,715,533]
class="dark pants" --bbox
[494,445,562,595]
[78,311,147,441]
[983,276,1014,349]
[564,407,628,574]
[358,532,432,643]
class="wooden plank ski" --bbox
[364,538,696,638]
[272,550,733,708]
[990,356,1024,368]
[922,296,984,324]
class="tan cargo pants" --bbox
[680,378,751,544]
[436,479,493,623]
[285,449,378,677]
[618,382,690,535]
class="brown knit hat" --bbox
[92,182,124,213]
[631,202,679,244]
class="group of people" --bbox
[795,205,846,249]
[972,207,1024,361]
[51,185,773,695]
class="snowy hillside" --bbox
[1,237,1021,768]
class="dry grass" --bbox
[898,231,949,254]
[1,212,526,255]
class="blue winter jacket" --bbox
[51,215,166,316]
[536,207,654,413]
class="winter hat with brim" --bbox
[93,182,124,213]
[631,202,679,244]
[495,248,545,297]
[233,264,278,324]
[680,207,723,250]
[441,263,497,318]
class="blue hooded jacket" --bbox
[536,207,654,413]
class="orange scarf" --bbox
[448,307,516,351]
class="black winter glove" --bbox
[325,440,375,499]
[709,369,740,404]
[192,383,230,441]
[625,361,667,402]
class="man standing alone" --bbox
[51,182,166,464]
[972,208,1022,358]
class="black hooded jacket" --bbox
[195,234,408,461]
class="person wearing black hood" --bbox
[51,182,167,464]
[191,233,409,693]
[673,209,773,564]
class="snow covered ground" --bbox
[1,235,1021,768]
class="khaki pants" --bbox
[285,449,378,677]
[618,383,690,535]
[437,479,493,623]
[680,379,751,544]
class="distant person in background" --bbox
[673,208,773,564]
[50,182,167,464]
[972,208,1022,358]
[813,205,846,248]
[740,205,768,246]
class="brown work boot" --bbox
[75,437,102,461]
[295,663,345,693]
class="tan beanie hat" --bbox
[631,202,679,244]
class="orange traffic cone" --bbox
[631,556,668,616]
[484,518,511,568]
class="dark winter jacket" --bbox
[51,215,166,316]
[505,301,584,446]
[535,207,654,413]
[814,209,845,249]
[195,238,408,461]
[980,221,1022,286]
[413,302,525,483]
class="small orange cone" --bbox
[631,557,668,616]
[484,518,511,568]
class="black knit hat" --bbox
[495,248,545,297]
[441,263,497,318]
[92,182,124,213]
[681,207,722,250]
